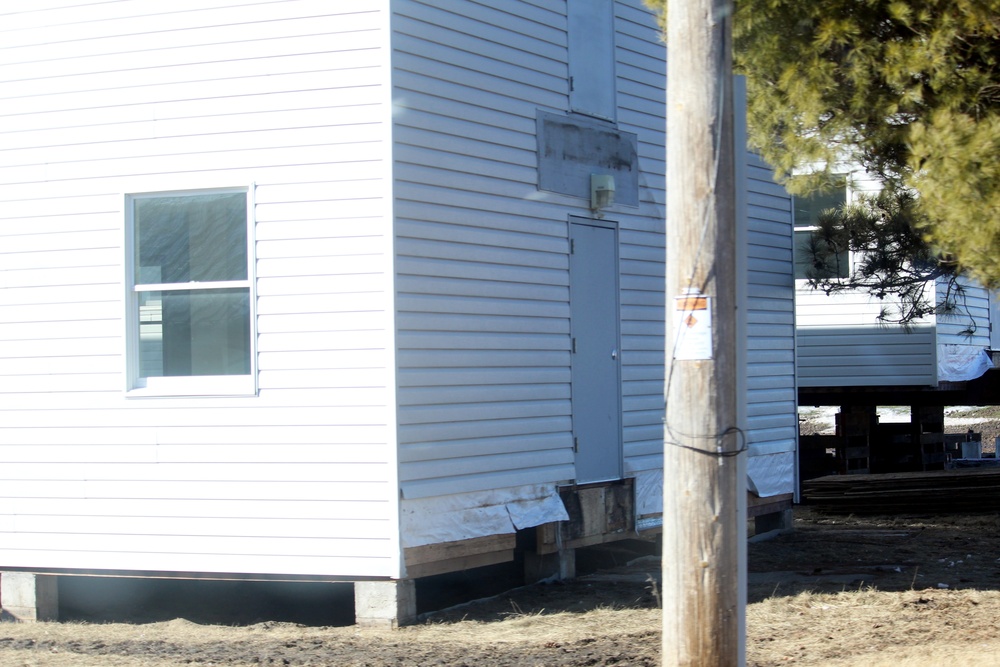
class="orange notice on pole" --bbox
[673,292,712,360]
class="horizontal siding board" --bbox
[0,409,391,430]
[395,144,536,185]
[396,349,569,369]
[396,312,568,335]
[398,200,567,238]
[0,2,379,49]
[623,442,661,460]
[399,416,572,445]
[397,331,568,351]
[3,479,391,502]
[3,124,386,169]
[0,1,396,577]
[398,293,568,318]
[256,312,388,335]
[400,463,574,500]
[401,432,570,463]
[0,546,393,578]
[394,56,564,113]
[392,29,562,87]
[1,532,390,560]
[257,369,391,390]
[404,0,564,46]
[398,367,570,387]
[400,1,564,57]
[396,276,567,302]
[397,383,570,406]
[12,497,388,521]
[256,295,386,317]
[797,361,933,376]
[398,219,566,254]
[154,425,387,445]
[401,448,573,482]
[12,516,388,542]
[396,236,566,269]
[257,276,388,299]
[746,427,798,447]
[396,123,534,167]
[0,86,385,137]
[2,462,389,483]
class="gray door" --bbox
[569,219,622,483]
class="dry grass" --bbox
[747,588,1000,666]
[5,590,1000,666]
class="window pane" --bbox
[138,289,251,378]
[135,192,248,284]
[794,229,849,280]
[792,178,846,228]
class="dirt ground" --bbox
[5,506,1000,666]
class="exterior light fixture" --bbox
[590,174,616,211]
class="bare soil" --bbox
[5,506,1000,666]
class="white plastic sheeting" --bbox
[633,469,664,517]
[938,345,994,382]
[634,451,794,526]
[746,451,795,498]
[400,483,569,549]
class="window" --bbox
[567,0,616,121]
[126,188,254,395]
[793,177,849,280]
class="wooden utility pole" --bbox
[663,0,743,665]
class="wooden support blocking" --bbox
[836,406,875,474]
[524,548,576,582]
[747,492,794,541]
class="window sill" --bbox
[127,375,257,398]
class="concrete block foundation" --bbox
[354,580,416,629]
[1,573,59,622]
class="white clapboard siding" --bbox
[0,1,398,578]
[742,150,797,463]
[937,278,992,347]
[610,0,668,473]
[797,326,937,386]
[796,166,993,388]
[391,0,667,501]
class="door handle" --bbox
[611,349,618,360]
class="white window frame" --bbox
[124,186,257,397]
[793,176,851,282]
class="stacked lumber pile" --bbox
[802,468,1000,514]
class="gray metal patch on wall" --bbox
[536,110,639,206]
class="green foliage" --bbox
[646,0,1000,288]
[803,186,968,326]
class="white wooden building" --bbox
[794,165,1000,478]
[795,168,996,391]
[0,0,797,625]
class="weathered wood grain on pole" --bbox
[663,0,743,665]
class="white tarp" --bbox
[633,469,663,517]
[634,451,794,525]
[938,345,994,382]
[746,451,796,498]
[400,483,569,549]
